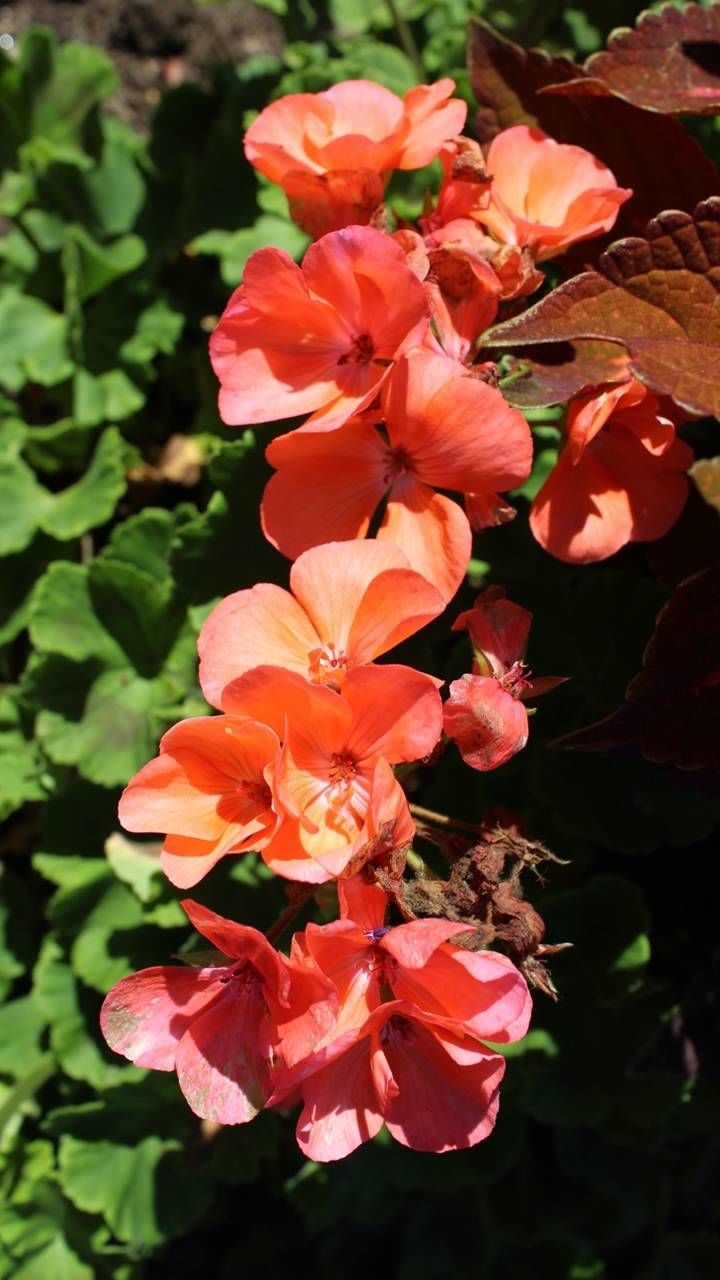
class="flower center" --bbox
[328,752,357,788]
[499,660,532,699]
[383,445,414,485]
[338,332,375,365]
[307,642,350,688]
[235,779,272,808]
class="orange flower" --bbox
[477,125,631,262]
[261,350,532,600]
[221,665,438,882]
[529,379,693,563]
[210,225,429,432]
[119,716,281,888]
[244,79,467,237]
[198,540,445,708]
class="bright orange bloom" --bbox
[118,716,281,888]
[221,665,438,881]
[244,79,467,237]
[530,379,693,564]
[198,540,445,708]
[210,225,429,432]
[477,125,631,262]
[261,350,532,600]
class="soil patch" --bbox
[0,0,284,128]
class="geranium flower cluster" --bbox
[101,76,694,1160]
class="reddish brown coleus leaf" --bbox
[468,19,720,232]
[580,2,720,116]
[497,339,631,409]
[555,564,720,771]
[486,198,720,419]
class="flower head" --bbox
[444,588,566,771]
[529,378,693,563]
[244,79,467,237]
[477,125,631,262]
[261,350,532,600]
[198,540,444,708]
[210,225,429,432]
[118,716,281,888]
[100,901,335,1124]
[220,665,439,881]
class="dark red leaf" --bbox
[486,198,720,419]
[581,2,720,115]
[555,564,720,771]
[496,340,631,409]
[468,19,720,232]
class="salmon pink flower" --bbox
[100,900,336,1124]
[221,665,439,882]
[477,125,631,262]
[529,379,693,564]
[444,588,566,771]
[261,350,533,601]
[269,1002,511,1161]
[244,79,467,237]
[210,225,429,432]
[118,716,281,889]
[198,540,445,709]
[292,874,531,1044]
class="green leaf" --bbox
[71,367,145,427]
[79,127,146,236]
[119,299,184,368]
[191,215,308,285]
[41,428,131,541]
[104,833,164,905]
[0,995,48,1077]
[0,690,47,822]
[62,228,146,303]
[33,939,134,1090]
[22,31,117,147]
[0,289,72,391]
[58,1135,211,1249]
[36,668,183,787]
[87,557,185,675]
[0,455,50,555]
[29,563,125,667]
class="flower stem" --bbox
[410,802,487,836]
[265,886,315,945]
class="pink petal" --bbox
[444,675,529,770]
[262,420,387,561]
[390,946,532,1042]
[100,966,222,1070]
[380,918,474,969]
[175,983,272,1124]
[379,475,472,602]
[342,664,443,763]
[294,1035,385,1161]
[381,1014,505,1152]
[198,584,319,708]
[338,873,389,931]
[180,900,289,1002]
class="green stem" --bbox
[386,0,424,80]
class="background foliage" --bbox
[1,1,719,1276]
